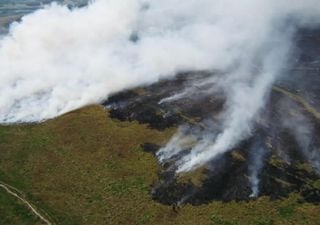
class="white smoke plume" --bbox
[157,0,320,173]
[0,0,320,173]
[248,143,268,198]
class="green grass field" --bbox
[0,105,319,225]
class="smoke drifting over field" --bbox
[1,0,320,190]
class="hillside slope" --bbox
[0,105,319,225]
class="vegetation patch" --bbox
[0,105,319,225]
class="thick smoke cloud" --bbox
[0,0,225,122]
[1,0,320,174]
[158,0,320,173]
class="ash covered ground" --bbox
[104,28,320,205]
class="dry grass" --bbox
[0,105,319,225]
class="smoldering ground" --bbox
[107,24,320,203]
[112,68,320,204]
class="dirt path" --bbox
[0,181,53,225]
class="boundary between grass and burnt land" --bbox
[0,181,54,225]
[273,86,320,120]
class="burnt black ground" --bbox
[103,28,320,205]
